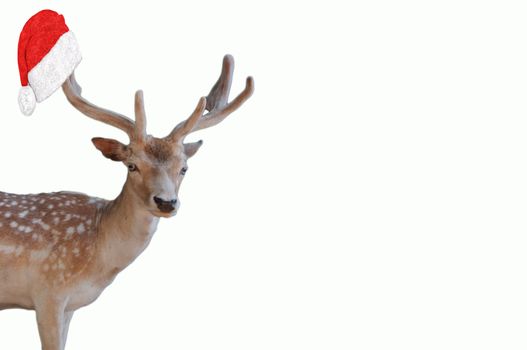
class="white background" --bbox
[1,1,527,349]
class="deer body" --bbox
[0,55,253,350]
[0,186,158,312]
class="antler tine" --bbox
[167,97,207,141]
[191,55,254,133]
[62,73,135,139]
[205,54,235,111]
[134,90,147,142]
[69,71,82,94]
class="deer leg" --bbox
[35,300,67,350]
[61,311,74,350]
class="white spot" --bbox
[19,210,28,218]
[53,217,60,225]
[14,246,24,256]
[24,226,32,233]
[9,221,18,228]
[77,223,85,234]
[87,219,92,225]
[30,250,48,260]
[17,225,25,232]
[72,247,80,255]
[64,213,72,221]
[32,219,50,231]
[66,227,75,234]
[0,245,15,255]
[10,201,17,206]
[4,212,11,218]
[47,204,54,209]
[39,199,45,204]
[30,206,36,211]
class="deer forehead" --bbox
[131,138,185,165]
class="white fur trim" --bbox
[28,31,82,103]
[18,86,36,116]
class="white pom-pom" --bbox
[18,86,36,116]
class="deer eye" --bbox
[180,167,188,175]
[128,163,137,172]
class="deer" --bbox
[0,54,253,350]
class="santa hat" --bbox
[17,10,81,116]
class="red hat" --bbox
[17,10,81,116]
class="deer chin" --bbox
[149,209,178,218]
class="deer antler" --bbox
[168,55,254,140]
[62,73,147,142]
[63,55,253,143]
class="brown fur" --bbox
[0,192,103,287]
[144,138,175,163]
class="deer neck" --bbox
[96,179,160,273]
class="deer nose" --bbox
[153,196,177,212]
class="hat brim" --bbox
[28,31,82,103]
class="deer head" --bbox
[62,55,254,217]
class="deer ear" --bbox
[184,140,203,158]
[91,137,129,161]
